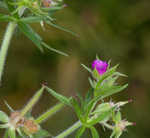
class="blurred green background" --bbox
[0,0,150,137]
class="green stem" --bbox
[35,103,64,124]
[55,121,82,138]
[0,22,17,82]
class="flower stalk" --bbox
[0,22,17,83]
[55,120,82,138]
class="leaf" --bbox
[0,14,14,22]
[4,0,16,12]
[71,98,82,120]
[84,100,96,121]
[84,88,94,104]
[8,127,16,138]
[95,84,128,98]
[76,91,84,109]
[33,129,51,138]
[75,126,86,138]
[46,21,79,37]
[18,22,43,52]
[84,85,124,121]
[81,64,92,73]
[45,86,71,106]
[83,88,94,113]
[42,42,68,56]
[20,16,44,23]
[0,111,9,123]
[42,6,64,13]
[90,127,99,138]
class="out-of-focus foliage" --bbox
[0,0,150,138]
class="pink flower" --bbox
[92,59,108,75]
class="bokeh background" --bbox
[0,0,150,137]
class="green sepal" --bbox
[112,111,122,123]
[91,103,111,115]
[93,68,101,80]
[95,64,119,89]
[110,130,122,138]
[87,109,112,126]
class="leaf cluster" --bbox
[0,0,77,56]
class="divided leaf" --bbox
[18,22,43,52]
[45,86,72,106]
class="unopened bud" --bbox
[23,119,39,135]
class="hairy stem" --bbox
[0,22,17,83]
[55,121,82,138]
[35,103,64,124]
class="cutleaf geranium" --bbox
[0,0,134,137]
